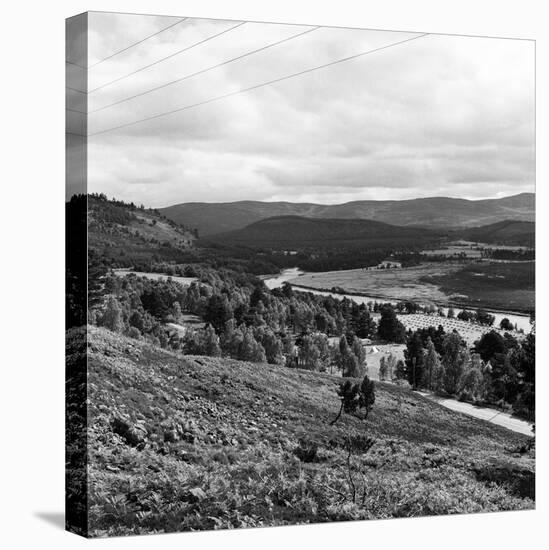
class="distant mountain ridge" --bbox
[160,193,534,236]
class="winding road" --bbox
[415,390,533,436]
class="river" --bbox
[263,268,532,333]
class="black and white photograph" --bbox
[64,7,536,540]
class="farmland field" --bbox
[291,264,460,305]
[421,262,535,313]
[396,313,525,345]
[289,262,534,313]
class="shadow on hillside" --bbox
[474,463,535,499]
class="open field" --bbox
[71,327,534,536]
[113,269,197,287]
[291,264,459,305]
[289,262,534,313]
[421,262,535,313]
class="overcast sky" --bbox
[74,11,535,207]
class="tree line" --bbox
[89,268,385,374]
[400,324,534,420]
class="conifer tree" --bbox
[101,296,125,333]
[422,338,441,390]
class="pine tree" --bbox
[441,332,469,394]
[299,335,321,370]
[331,375,376,424]
[359,375,376,419]
[336,336,361,377]
[220,319,243,357]
[202,325,221,357]
[386,353,396,381]
[239,328,266,363]
[379,356,387,381]
[182,328,201,354]
[377,305,406,343]
[204,294,232,333]
[172,301,182,322]
[281,333,296,368]
[351,336,366,371]
[422,338,441,390]
[404,332,425,388]
[258,328,284,365]
[101,296,124,333]
[458,353,484,402]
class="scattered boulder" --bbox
[112,416,147,447]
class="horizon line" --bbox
[156,191,534,209]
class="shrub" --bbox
[294,438,319,463]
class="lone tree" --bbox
[359,375,376,419]
[331,375,376,424]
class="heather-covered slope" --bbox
[78,327,534,537]
[86,194,197,266]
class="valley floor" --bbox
[290,262,535,314]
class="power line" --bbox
[66,60,86,69]
[89,21,247,94]
[66,86,87,94]
[88,17,187,69]
[88,33,428,137]
[90,25,319,114]
[66,107,86,114]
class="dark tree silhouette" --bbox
[331,375,376,424]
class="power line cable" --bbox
[66,86,87,94]
[90,25,319,113]
[88,17,187,68]
[66,60,87,69]
[88,33,429,137]
[89,21,247,94]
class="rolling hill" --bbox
[68,326,534,537]
[85,194,197,266]
[202,215,441,249]
[160,193,534,236]
[458,220,535,247]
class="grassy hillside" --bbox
[160,193,534,236]
[202,216,439,249]
[73,327,534,537]
[86,194,197,267]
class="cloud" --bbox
[84,13,535,207]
